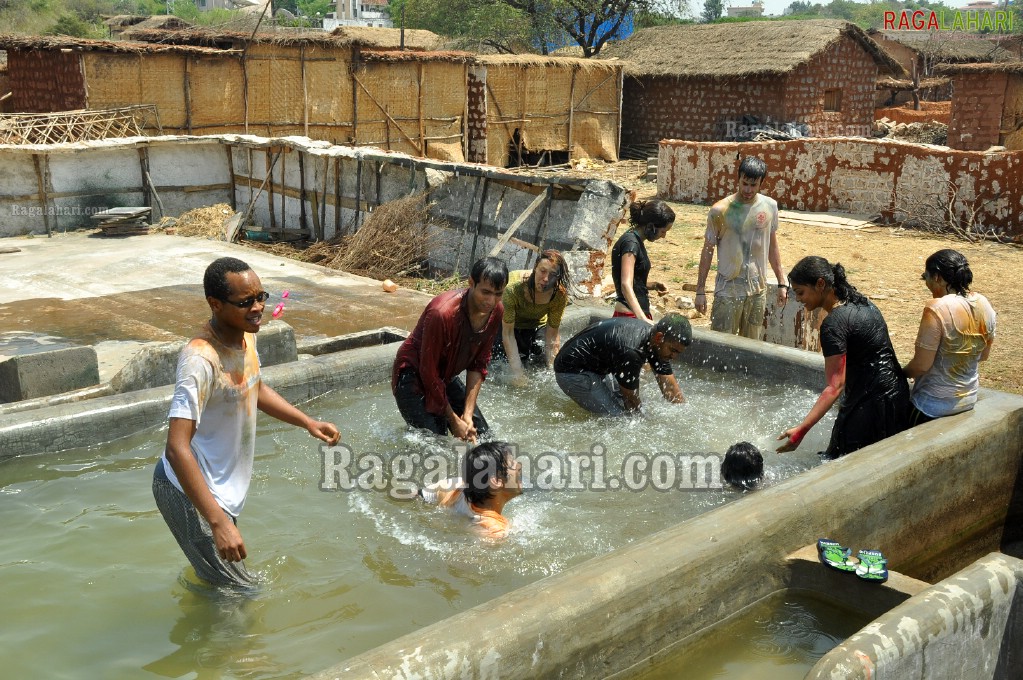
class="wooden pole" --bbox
[567,67,577,161]
[183,57,192,135]
[32,154,52,238]
[226,145,236,211]
[334,156,342,237]
[418,62,426,157]
[488,190,548,257]
[301,44,309,137]
[267,149,277,234]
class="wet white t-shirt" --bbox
[162,326,261,518]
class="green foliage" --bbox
[47,12,104,36]
[297,0,332,19]
[701,0,722,22]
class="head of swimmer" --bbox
[468,257,508,316]
[528,249,570,296]
[649,314,692,362]
[463,441,522,508]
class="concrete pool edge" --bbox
[310,384,1023,679]
[0,339,401,460]
[808,551,1023,679]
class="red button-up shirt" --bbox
[392,288,503,415]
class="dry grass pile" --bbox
[299,193,443,279]
[156,203,234,238]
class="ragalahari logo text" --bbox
[884,9,1014,32]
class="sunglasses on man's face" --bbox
[221,291,270,308]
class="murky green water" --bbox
[0,364,831,678]
[631,591,871,680]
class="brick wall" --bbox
[785,36,879,137]
[948,72,1008,151]
[621,75,786,147]
[659,138,1023,236]
[466,65,487,163]
[622,35,879,147]
[1004,75,1023,151]
[8,50,86,113]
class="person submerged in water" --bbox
[720,441,764,491]
[416,441,523,540]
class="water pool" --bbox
[630,590,871,680]
[1,364,831,678]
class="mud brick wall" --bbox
[658,138,1023,236]
[785,35,879,137]
[622,36,879,146]
[1003,74,1023,151]
[621,75,786,146]
[948,72,1008,151]
[466,65,487,164]
[7,50,86,113]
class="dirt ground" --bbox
[611,169,1023,396]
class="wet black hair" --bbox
[738,156,768,181]
[924,249,973,296]
[629,199,675,240]
[204,257,252,301]
[463,441,513,506]
[652,313,693,346]
[469,256,509,290]
[526,249,572,301]
[788,256,868,306]
[721,441,764,490]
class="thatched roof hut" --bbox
[870,29,1016,66]
[0,33,230,56]
[330,26,445,51]
[933,61,1023,151]
[599,20,902,147]
[600,19,904,78]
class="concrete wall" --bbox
[312,331,1023,679]
[809,552,1023,680]
[947,72,1008,151]
[0,134,629,291]
[658,138,1023,236]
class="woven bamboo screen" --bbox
[484,58,621,166]
[84,53,188,130]
[189,57,245,131]
[304,43,353,144]
[352,60,466,161]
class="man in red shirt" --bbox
[392,257,508,441]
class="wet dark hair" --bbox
[788,256,868,306]
[629,199,675,240]
[721,441,764,490]
[652,313,693,346]
[463,441,513,506]
[738,156,767,181]
[526,249,572,301]
[204,257,252,301]
[924,249,972,296]
[469,257,509,290]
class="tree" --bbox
[701,0,722,22]
[395,0,671,56]
[784,0,816,14]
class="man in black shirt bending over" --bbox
[553,314,692,416]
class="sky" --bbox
[721,0,873,20]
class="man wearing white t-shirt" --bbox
[152,257,340,588]
[695,156,788,340]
